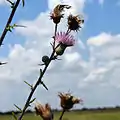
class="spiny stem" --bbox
[53,23,58,47]
[0,0,21,46]
[59,109,66,120]
[18,24,58,120]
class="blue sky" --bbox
[0,0,120,112]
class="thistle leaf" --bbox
[24,81,33,89]
[40,81,48,90]
[12,112,17,120]
[6,26,12,32]
[29,98,36,104]
[14,104,22,112]
[22,0,25,7]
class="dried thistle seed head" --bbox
[58,92,81,110]
[54,4,71,14]
[68,14,84,31]
[35,102,53,120]
[50,4,71,24]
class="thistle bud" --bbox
[42,56,50,65]
[55,44,67,56]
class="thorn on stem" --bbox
[50,42,54,50]
[24,81,33,89]
[38,63,45,66]
[40,81,48,90]
[0,62,7,65]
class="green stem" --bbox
[53,23,58,47]
[59,109,66,120]
[18,23,58,120]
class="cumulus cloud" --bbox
[0,0,6,5]
[79,33,120,89]
[87,33,112,46]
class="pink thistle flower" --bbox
[55,32,75,55]
[54,32,75,56]
[55,32,75,46]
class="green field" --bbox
[1,110,120,120]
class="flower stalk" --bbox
[18,23,58,120]
[59,109,66,120]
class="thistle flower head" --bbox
[54,32,75,56]
[68,14,84,31]
[35,102,53,120]
[58,92,81,110]
[55,32,75,46]
[50,4,71,24]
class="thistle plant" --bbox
[0,1,84,120]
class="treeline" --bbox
[74,106,120,112]
[0,110,32,115]
[0,106,120,115]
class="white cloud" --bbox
[87,33,112,46]
[0,0,6,5]
[79,33,120,89]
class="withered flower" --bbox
[50,4,71,24]
[68,14,84,31]
[35,102,53,120]
[58,92,82,110]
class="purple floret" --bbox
[55,32,75,46]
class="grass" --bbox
[1,110,120,120]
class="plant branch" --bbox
[0,0,21,46]
[18,24,58,120]
[59,109,66,120]
[53,23,58,47]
